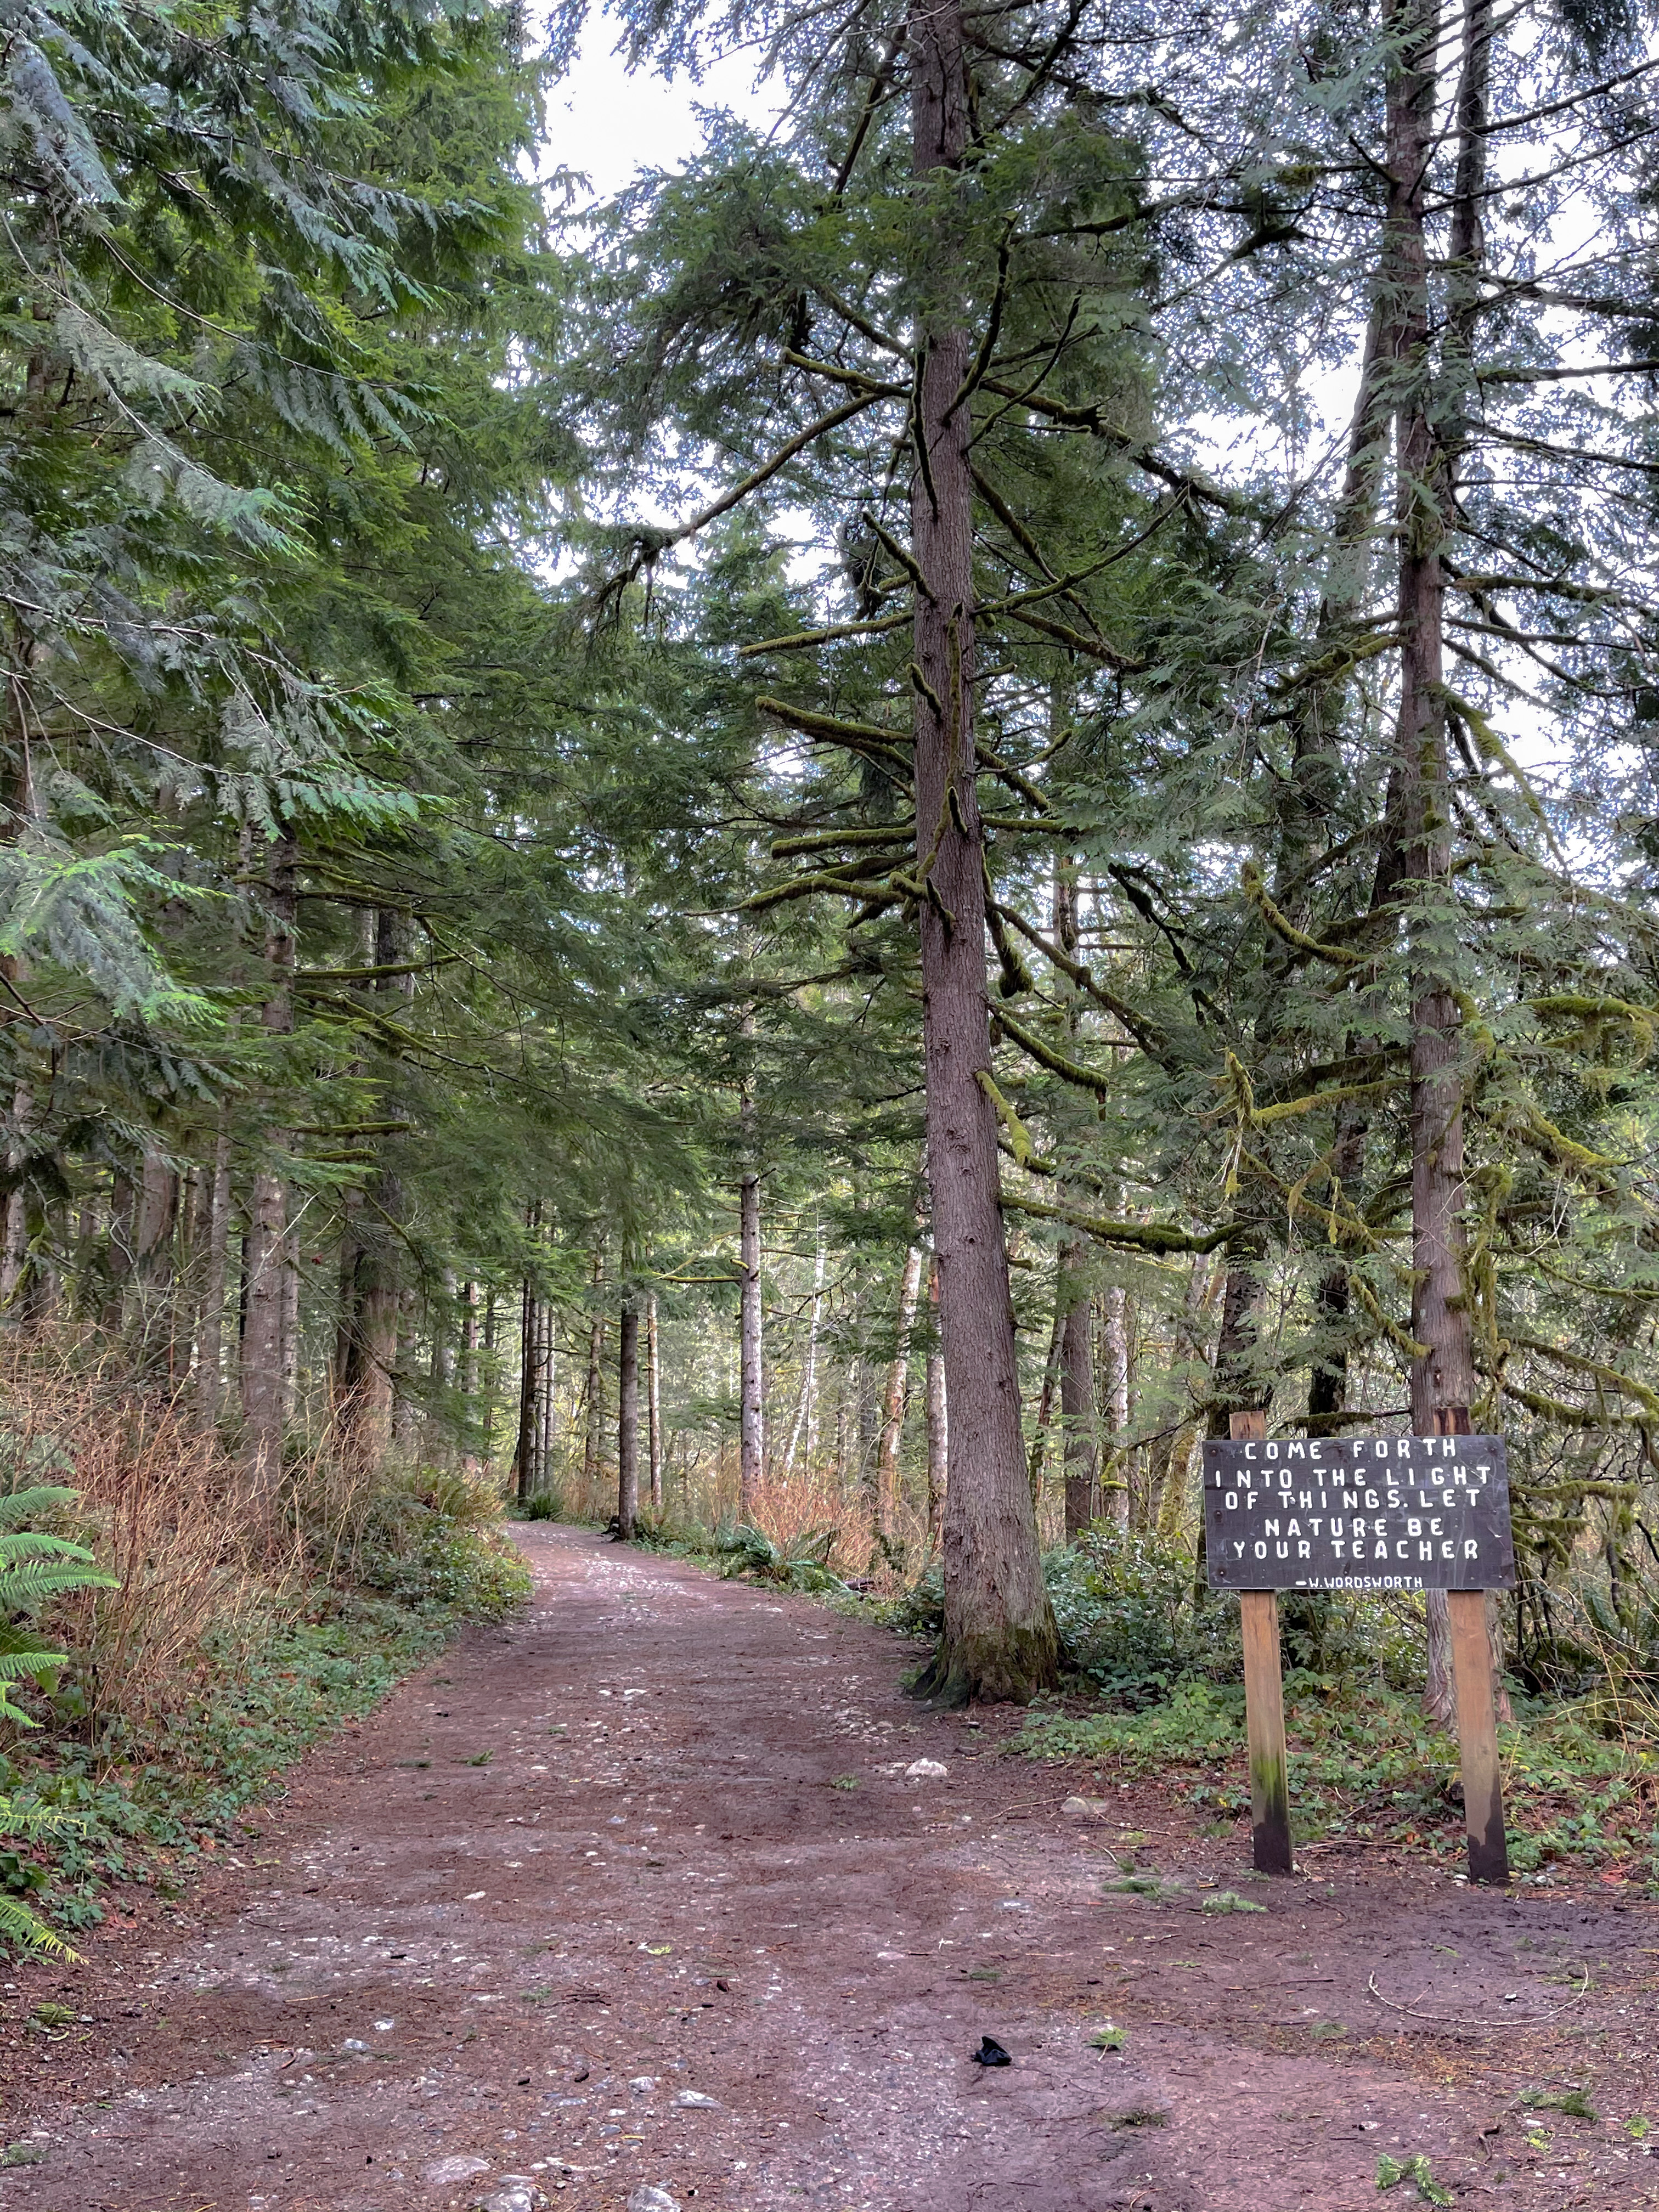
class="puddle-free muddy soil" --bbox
[2,1523,1657,2210]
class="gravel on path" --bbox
[2,1522,1656,2210]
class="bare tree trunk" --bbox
[1059,1242,1097,1540]
[875,1245,925,1540]
[1102,1284,1131,1527]
[782,1223,826,1479]
[195,1115,231,1426]
[338,909,411,1457]
[1150,1255,1215,1534]
[647,1290,662,1509]
[584,1243,605,1491]
[617,1300,640,1538]
[482,1291,497,1465]
[129,1145,179,1371]
[242,831,296,1499]
[926,1252,947,1545]
[462,1279,482,1472]
[0,1080,32,1316]
[738,1166,763,1521]
[908,0,1056,1703]
[280,1220,300,1423]
[1026,1294,1063,1511]
[1385,0,1481,1728]
[514,1274,538,1504]
[514,1207,542,1503]
[539,1300,557,1492]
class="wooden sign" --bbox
[1202,1432,1516,1592]
[1211,1410,1510,1887]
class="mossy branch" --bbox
[1241,860,1364,969]
[995,1007,1111,1096]
[1001,1189,1235,1253]
[976,1068,1039,1165]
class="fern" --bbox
[0,1799,81,1960]
[0,1488,115,1728]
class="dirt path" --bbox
[2,1525,1657,2212]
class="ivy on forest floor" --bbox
[1020,1680,1659,1883]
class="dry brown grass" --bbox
[0,1351,283,1747]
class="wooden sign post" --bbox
[1230,1409,1293,1875]
[1437,1401,1509,1886]
[1205,1409,1514,1886]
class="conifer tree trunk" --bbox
[1026,1293,1064,1507]
[242,831,296,1498]
[1104,1285,1132,1525]
[462,1279,482,1473]
[0,1080,31,1316]
[783,1223,826,1479]
[338,909,410,1454]
[539,1301,557,1491]
[739,1166,763,1520]
[1386,0,1509,1726]
[647,1290,662,1509]
[617,1299,640,1538]
[514,1209,542,1503]
[1150,1255,1216,1534]
[195,1115,231,1426]
[482,1290,497,1464]
[584,1243,605,1491]
[909,0,1057,1701]
[875,1245,924,1538]
[1059,1245,1097,1538]
[514,1279,536,1502]
[926,1252,947,1544]
[131,1147,178,1369]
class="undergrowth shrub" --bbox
[0,1347,530,1947]
[339,1464,531,1620]
[713,1520,847,1594]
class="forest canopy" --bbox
[3,0,1659,1718]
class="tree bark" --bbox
[0,1081,32,1317]
[782,1223,826,1479]
[647,1290,663,1509]
[462,1279,482,1473]
[1386,0,1477,1728]
[241,831,296,1499]
[926,1252,947,1545]
[1103,1284,1132,1526]
[908,0,1057,1701]
[583,1242,605,1491]
[514,1205,543,1503]
[1059,1243,1097,1539]
[195,1114,232,1426]
[738,1166,764,1521]
[514,1274,538,1503]
[875,1244,925,1539]
[617,1300,640,1538]
[338,908,410,1456]
[1149,1254,1215,1534]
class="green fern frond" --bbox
[0,1487,80,1531]
[0,1892,77,1960]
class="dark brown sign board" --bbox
[1202,1432,1516,1592]
[1212,1412,1510,1888]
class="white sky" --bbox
[543,16,779,206]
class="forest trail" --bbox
[2,1526,1656,2212]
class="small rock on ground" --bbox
[672,2089,719,2108]
[425,2152,492,2185]
[1060,1795,1114,1817]
[627,2187,681,2212]
[476,2179,544,2212]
